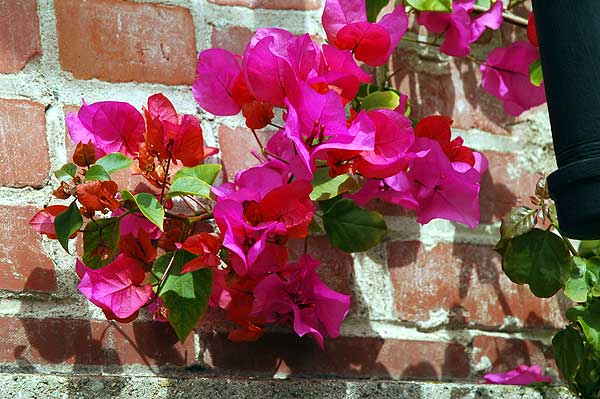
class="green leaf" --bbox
[356,83,379,99]
[85,165,111,181]
[574,350,600,398]
[530,59,543,87]
[362,91,401,111]
[499,206,538,241]
[173,164,222,185]
[54,163,77,181]
[310,168,359,201]
[564,257,600,302]
[96,152,133,174]
[122,190,164,231]
[579,240,600,258]
[82,218,121,269]
[553,326,585,382]
[502,228,571,298]
[152,251,213,342]
[54,200,83,253]
[366,0,390,22]
[406,0,452,12]
[323,198,387,253]
[567,303,600,354]
[167,177,212,199]
[475,0,491,7]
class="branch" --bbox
[159,154,172,206]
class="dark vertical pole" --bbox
[533,0,600,239]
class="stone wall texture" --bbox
[0,0,564,391]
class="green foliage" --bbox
[322,198,387,253]
[362,91,401,111]
[500,206,538,241]
[530,59,544,87]
[502,228,571,298]
[366,0,390,22]
[167,177,212,199]
[85,165,111,181]
[580,241,600,258]
[496,206,538,254]
[310,168,358,201]
[405,0,452,12]
[96,152,133,174]
[173,164,222,185]
[567,303,600,354]
[54,163,77,181]
[573,350,600,399]
[564,257,600,302]
[54,200,83,253]
[152,251,213,342]
[82,218,121,269]
[122,190,164,231]
[553,326,585,382]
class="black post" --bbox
[533,0,600,239]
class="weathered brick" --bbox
[200,332,470,380]
[211,26,254,55]
[207,0,322,10]
[54,0,196,85]
[218,125,274,181]
[0,318,194,366]
[479,151,539,224]
[472,336,556,375]
[388,241,567,329]
[0,205,55,292]
[0,99,50,188]
[390,47,515,135]
[0,0,41,73]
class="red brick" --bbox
[390,47,515,135]
[211,26,254,55]
[365,200,416,217]
[218,125,274,181]
[208,0,322,10]
[388,242,567,329]
[0,205,55,292]
[0,99,50,188]
[0,0,41,73]
[54,0,196,85]
[479,151,539,224]
[288,236,354,295]
[200,332,470,379]
[0,318,194,366]
[472,336,556,375]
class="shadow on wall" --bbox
[14,268,194,398]
[390,17,530,134]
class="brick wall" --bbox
[0,0,563,383]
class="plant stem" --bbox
[377,64,388,90]
[159,154,172,206]
[548,213,580,257]
[156,249,178,297]
[251,129,264,151]
[262,149,290,164]
[165,211,214,224]
[185,195,211,213]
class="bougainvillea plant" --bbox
[30,0,543,352]
[497,177,600,398]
